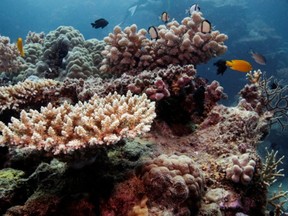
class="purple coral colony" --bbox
[0,7,288,216]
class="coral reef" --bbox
[25,31,45,45]
[100,12,227,74]
[0,91,156,155]
[0,78,59,113]
[0,11,282,216]
[0,35,22,72]
[38,26,105,80]
[64,46,99,79]
[8,26,105,82]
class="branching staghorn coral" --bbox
[0,91,156,155]
[261,148,285,186]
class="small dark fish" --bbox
[198,19,211,34]
[148,26,159,40]
[270,81,278,89]
[250,49,266,65]
[214,59,227,75]
[160,11,170,23]
[91,18,109,29]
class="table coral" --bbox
[100,12,227,74]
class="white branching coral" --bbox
[0,91,156,154]
[0,79,59,113]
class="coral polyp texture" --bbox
[139,154,205,215]
[0,35,22,72]
[6,26,105,83]
[0,91,156,155]
[25,31,45,45]
[100,12,228,74]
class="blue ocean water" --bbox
[1,0,288,212]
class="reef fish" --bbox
[198,19,211,34]
[17,37,24,57]
[160,11,170,23]
[214,59,253,75]
[250,50,266,65]
[188,4,200,15]
[91,18,109,29]
[148,26,159,40]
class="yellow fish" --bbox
[17,37,25,57]
[226,60,252,72]
[214,59,252,75]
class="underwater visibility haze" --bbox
[0,0,288,215]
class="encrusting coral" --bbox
[0,91,156,155]
[100,12,228,74]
